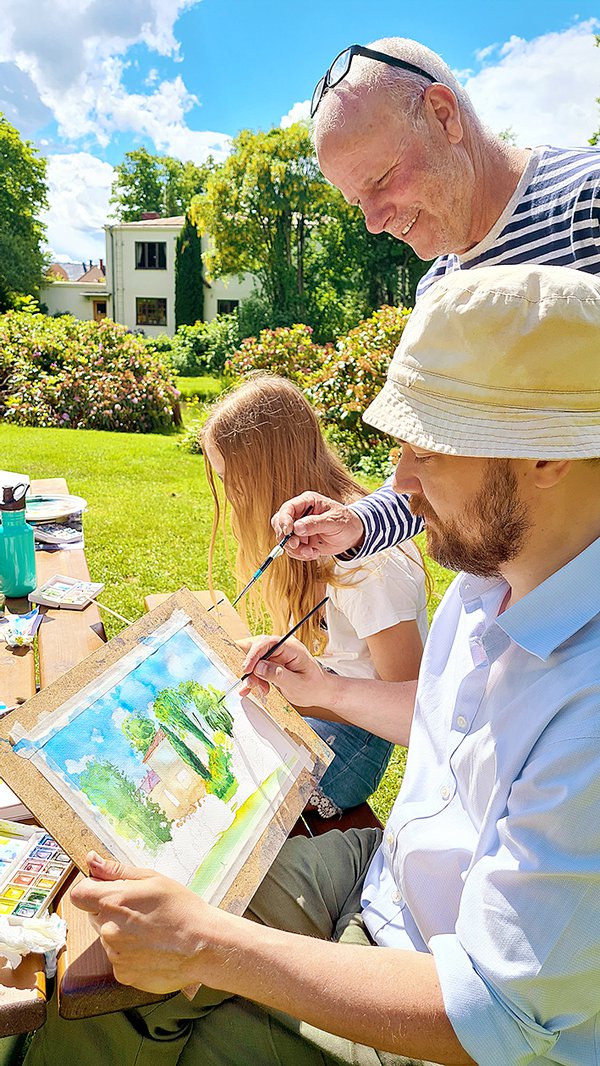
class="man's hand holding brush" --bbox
[271,491,366,561]
[238,634,332,708]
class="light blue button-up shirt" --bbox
[361,537,600,1066]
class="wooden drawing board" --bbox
[0,588,333,921]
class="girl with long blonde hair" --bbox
[202,373,428,816]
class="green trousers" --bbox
[18,828,440,1066]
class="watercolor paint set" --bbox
[0,820,73,920]
[28,574,104,611]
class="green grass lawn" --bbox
[2,423,454,823]
[176,375,225,401]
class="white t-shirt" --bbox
[318,541,428,681]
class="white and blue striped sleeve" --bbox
[343,479,424,559]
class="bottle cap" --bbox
[0,484,28,512]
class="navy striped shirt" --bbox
[351,145,600,557]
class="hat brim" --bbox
[363,381,600,460]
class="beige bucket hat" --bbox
[363,264,600,459]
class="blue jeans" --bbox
[305,717,394,810]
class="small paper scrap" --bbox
[0,607,41,648]
[0,913,67,976]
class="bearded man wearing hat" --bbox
[23,265,600,1066]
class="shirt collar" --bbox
[496,537,600,661]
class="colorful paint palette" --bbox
[0,820,73,922]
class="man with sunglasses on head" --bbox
[273,37,600,564]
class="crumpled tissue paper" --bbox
[0,607,41,649]
[0,913,67,976]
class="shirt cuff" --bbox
[429,933,559,1066]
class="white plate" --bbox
[25,494,87,523]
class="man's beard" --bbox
[409,459,532,578]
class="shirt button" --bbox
[456,715,468,730]
[440,785,451,801]
[386,831,394,847]
[392,891,403,905]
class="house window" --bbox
[217,299,239,316]
[93,300,107,322]
[136,297,167,327]
[135,241,167,270]
[163,789,180,808]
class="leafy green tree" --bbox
[0,113,48,305]
[79,759,172,850]
[191,124,335,327]
[110,147,212,221]
[175,213,204,327]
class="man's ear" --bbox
[531,459,572,488]
[424,84,463,144]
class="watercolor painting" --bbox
[12,610,311,904]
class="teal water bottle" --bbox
[0,484,36,597]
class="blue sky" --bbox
[0,0,598,260]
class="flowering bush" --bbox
[305,305,411,467]
[226,323,328,386]
[0,312,179,432]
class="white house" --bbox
[41,214,256,337]
[42,262,109,323]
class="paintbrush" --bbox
[207,505,314,614]
[217,594,329,704]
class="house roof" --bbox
[142,727,167,762]
[78,266,106,283]
[106,215,185,230]
[47,261,87,282]
[139,768,160,794]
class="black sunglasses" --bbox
[310,44,437,118]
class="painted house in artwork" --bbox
[141,728,206,822]
[41,213,257,337]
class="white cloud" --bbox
[0,1,232,260]
[65,754,93,775]
[0,0,229,161]
[461,19,600,146]
[280,99,310,129]
[474,43,498,63]
[42,152,113,262]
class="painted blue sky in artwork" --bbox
[36,629,232,788]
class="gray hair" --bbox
[315,37,480,138]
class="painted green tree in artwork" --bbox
[160,723,212,782]
[78,759,172,851]
[153,686,216,749]
[153,680,233,740]
[122,711,157,756]
[207,731,237,801]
